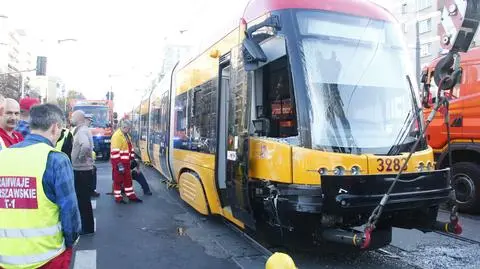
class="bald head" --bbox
[1,98,20,131]
[71,110,86,126]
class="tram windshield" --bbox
[295,10,423,154]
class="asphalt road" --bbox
[71,162,480,269]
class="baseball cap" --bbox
[19,97,40,111]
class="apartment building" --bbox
[390,0,480,69]
[0,15,36,99]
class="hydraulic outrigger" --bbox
[320,0,480,249]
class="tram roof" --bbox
[243,0,394,23]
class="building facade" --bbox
[0,15,36,100]
[390,0,480,70]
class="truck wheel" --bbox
[451,162,480,214]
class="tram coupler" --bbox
[322,227,372,249]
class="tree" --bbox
[67,90,85,100]
[0,74,21,99]
[57,90,86,113]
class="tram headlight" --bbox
[417,162,425,172]
[333,166,345,176]
[318,168,328,175]
[426,162,434,171]
[351,166,361,175]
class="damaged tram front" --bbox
[232,0,457,250]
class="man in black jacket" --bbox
[56,128,74,160]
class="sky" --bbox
[3,0,391,114]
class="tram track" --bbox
[433,231,480,245]
[436,209,480,245]
[222,219,418,266]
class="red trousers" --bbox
[40,248,73,269]
[112,164,138,201]
[0,248,72,269]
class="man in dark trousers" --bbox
[85,114,100,197]
[131,157,152,195]
[71,110,95,235]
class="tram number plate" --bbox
[376,158,408,172]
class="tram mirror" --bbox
[242,38,267,71]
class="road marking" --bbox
[94,217,96,232]
[91,200,96,210]
[73,250,96,269]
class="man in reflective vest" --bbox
[0,104,81,269]
[111,119,142,204]
[55,128,74,161]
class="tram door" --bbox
[216,52,255,229]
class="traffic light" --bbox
[106,91,114,100]
[36,56,47,76]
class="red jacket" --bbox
[0,127,24,148]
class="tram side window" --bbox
[151,100,161,144]
[261,56,298,138]
[175,93,187,137]
[141,113,148,141]
[190,79,218,154]
[173,79,218,154]
[160,93,169,135]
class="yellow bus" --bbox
[133,0,458,250]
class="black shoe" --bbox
[91,191,100,198]
[80,231,95,236]
[144,191,153,196]
[116,200,127,204]
[129,198,143,203]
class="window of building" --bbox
[420,43,432,57]
[417,0,432,11]
[402,3,408,15]
[419,18,432,34]
[402,23,408,33]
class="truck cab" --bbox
[72,100,115,160]
[421,47,480,213]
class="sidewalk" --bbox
[70,162,268,269]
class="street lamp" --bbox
[57,38,77,44]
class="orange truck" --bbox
[72,100,115,160]
[421,47,480,213]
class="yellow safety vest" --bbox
[0,143,65,269]
[55,128,70,152]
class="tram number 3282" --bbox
[376,158,408,172]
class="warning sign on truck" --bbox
[0,176,38,209]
